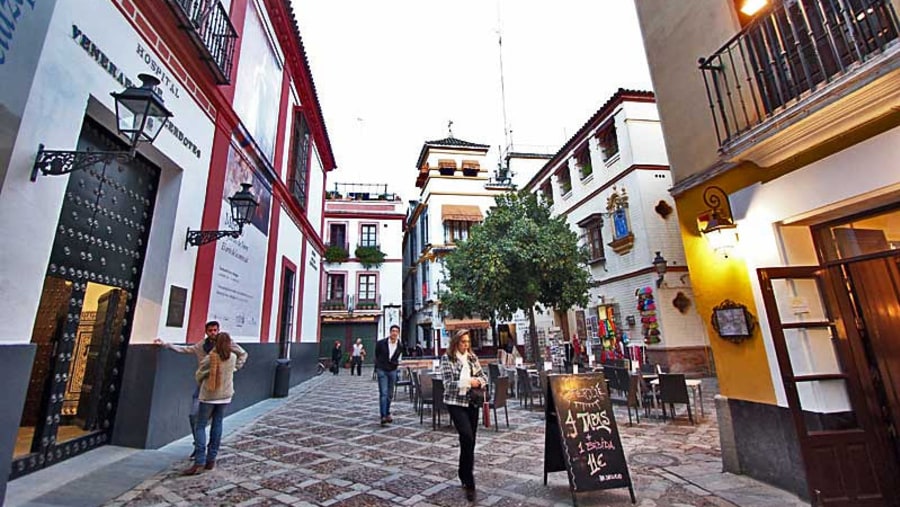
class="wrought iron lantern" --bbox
[31,74,172,181]
[652,251,668,288]
[185,183,259,248]
[699,186,739,257]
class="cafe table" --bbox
[649,378,703,417]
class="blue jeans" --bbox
[193,402,227,465]
[376,369,398,418]
[188,385,201,447]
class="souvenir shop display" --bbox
[637,287,661,344]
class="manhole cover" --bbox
[630,452,681,467]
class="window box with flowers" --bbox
[324,245,350,263]
[355,245,386,269]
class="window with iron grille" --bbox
[586,222,605,262]
[358,274,376,301]
[360,224,377,247]
[326,274,345,301]
[289,111,310,208]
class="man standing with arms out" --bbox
[374,324,403,426]
[154,321,248,457]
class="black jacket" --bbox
[374,338,403,372]
[331,346,343,362]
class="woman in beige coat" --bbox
[183,332,238,475]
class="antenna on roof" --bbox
[496,0,511,155]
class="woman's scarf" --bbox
[207,352,221,391]
[456,351,471,395]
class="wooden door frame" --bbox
[757,265,896,505]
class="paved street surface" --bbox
[9,367,808,506]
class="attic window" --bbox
[438,159,457,176]
[461,160,480,177]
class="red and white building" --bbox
[0,0,335,492]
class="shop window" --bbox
[470,328,488,349]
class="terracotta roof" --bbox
[523,88,655,191]
[415,136,490,170]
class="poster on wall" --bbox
[232,3,282,162]
[207,144,272,341]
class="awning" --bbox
[438,159,457,169]
[461,160,480,170]
[441,204,483,222]
[444,319,490,330]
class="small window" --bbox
[557,167,572,195]
[597,125,619,163]
[444,220,473,244]
[540,181,554,206]
[289,111,310,208]
[326,274,345,302]
[360,224,377,248]
[358,274,377,302]
[329,223,346,249]
[576,145,592,179]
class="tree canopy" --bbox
[441,191,591,362]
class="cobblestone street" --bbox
[105,369,806,507]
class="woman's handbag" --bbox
[467,386,486,406]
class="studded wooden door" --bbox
[12,119,158,478]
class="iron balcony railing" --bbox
[166,0,238,85]
[699,0,899,148]
[355,294,381,310]
[321,295,347,311]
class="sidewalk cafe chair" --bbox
[488,363,502,397]
[488,376,510,431]
[410,369,421,412]
[394,366,413,402]
[516,367,539,409]
[658,373,694,424]
[432,378,448,430]
[418,371,435,424]
[623,373,642,425]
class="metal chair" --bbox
[488,376,510,431]
[394,366,413,402]
[418,371,434,424]
[432,378,448,429]
[658,373,694,424]
[488,363,502,397]
[516,367,539,409]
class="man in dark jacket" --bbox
[374,325,403,426]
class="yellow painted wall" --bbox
[675,168,776,404]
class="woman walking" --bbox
[440,329,488,502]
[350,338,366,376]
[331,340,343,375]
[184,332,238,475]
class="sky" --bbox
[291,0,654,203]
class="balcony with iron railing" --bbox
[321,295,348,311]
[699,0,900,161]
[355,294,381,311]
[164,0,238,85]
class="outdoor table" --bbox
[650,378,703,417]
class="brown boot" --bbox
[181,464,203,476]
[204,461,216,471]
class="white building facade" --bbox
[320,184,405,363]
[524,89,711,373]
[0,0,335,494]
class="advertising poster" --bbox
[207,144,272,341]
[232,3,281,162]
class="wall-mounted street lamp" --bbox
[185,183,259,248]
[652,251,668,288]
[699,186,739,257]
[31,74,172,181]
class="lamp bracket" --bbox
[31,144,133,181]
[702,185,734,218]
[185,228,241,249]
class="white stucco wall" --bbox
[0,1,215,345]
[731,123,900,408]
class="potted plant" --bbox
[355,245,386,269]
[324,245,349,263]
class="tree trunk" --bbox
[528,305,543,365]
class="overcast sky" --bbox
[291,1,654,202]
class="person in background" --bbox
[374,325,403,426]
[331,340,343,375]
[183,332,238,475]
[351,338,366,376]
[154,321,247,459]
[440,329,488,503]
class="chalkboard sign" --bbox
[544,373,635,505]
